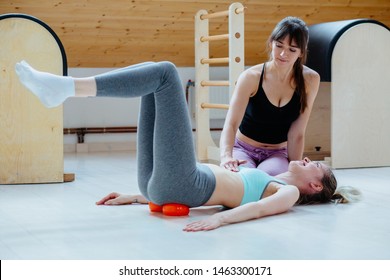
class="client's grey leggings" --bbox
[95,61,216,207]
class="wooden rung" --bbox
[200,34,229,42]
[201,103,229,110]
[200,6,245,20]
[201,80,230,87]
[201,57,229,64]
[200,10,229,20]
[235,7,246,14]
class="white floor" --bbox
[0,151,389,260]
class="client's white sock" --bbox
[15,60,75,108]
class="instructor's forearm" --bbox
[288,137,304,161]
[220,128,235,158]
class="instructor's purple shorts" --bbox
[233,138,289,176]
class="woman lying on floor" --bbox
[15,60,360,232]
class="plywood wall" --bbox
[1,0,389,67]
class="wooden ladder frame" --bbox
[194,2,245,162]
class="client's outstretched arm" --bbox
[96,192,148,206]
[183,184,299,232]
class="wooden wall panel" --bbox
[1,0,389,67]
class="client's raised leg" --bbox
[15,61,157,107]
[15,61,215,211]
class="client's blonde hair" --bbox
[297,166,362,205]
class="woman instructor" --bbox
[220,16,320,175]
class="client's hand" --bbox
[96,192,148,205]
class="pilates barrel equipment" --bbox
[194,2,245,162]
[306,19,390,168]
[0,14,70,184]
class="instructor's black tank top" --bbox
[239,64,301,144]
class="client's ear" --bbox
[309,182,323,193]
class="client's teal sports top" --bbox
[238,167,286,205]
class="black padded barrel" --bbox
[0,13,68,75]
[306,19,389,82]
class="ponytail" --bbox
[331,186,362,204]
